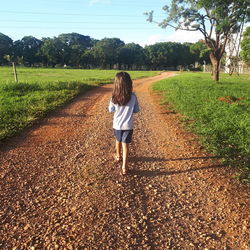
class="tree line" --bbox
[0,32,210,70]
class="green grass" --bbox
[0,67,160,140]
[0,67,159,84]
[152,72,250,182]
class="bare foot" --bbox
[121,167,128,175]
[114,154,122,162]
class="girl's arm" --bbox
[108,99,115,112]
[133,96,140,113]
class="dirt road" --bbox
[0,72,249,249]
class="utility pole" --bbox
[12,62,18,83]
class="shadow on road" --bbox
[130,164,226,177]
[130,155,225,177]
[131,155,220,162]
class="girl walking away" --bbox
[108,72,140,175]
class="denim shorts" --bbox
[114,129,133,143]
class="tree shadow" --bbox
[129,164,226,178]
[129,155,224,177]
[131,155,220,163]
[159,111,177,115]
[49,113,87,119]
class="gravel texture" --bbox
[0,72,249,249]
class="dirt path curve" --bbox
[0,72,249,249]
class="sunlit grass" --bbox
[0,67,160,84]
[153,72,250,182]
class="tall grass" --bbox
[152,72,250,182]
[0,67,160,140]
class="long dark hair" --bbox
[112,72,133,106]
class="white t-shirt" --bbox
[108,93,140,130]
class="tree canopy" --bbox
[14,36,42,66]
[240,26,250,66]
[145,0,250,81]
[0,33,13,65]
[145,42,190,69]
[118,43,145,70]
[93,38,125,69]
[189,40,210,65]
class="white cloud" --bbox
[89,0,111,5]
[143,34,169,46]
[167,30,203,43]
[143,30,203,46]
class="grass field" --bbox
[153,72,250,182]
[0,67,160,140]
[0,67,159,84]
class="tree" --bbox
[144,42,193,70]
[0,33,13,65]
[145,0,249,81]
[12,40,24,63]
[13,36,42,66]
[39,37,66,67]
[118,43,145,70]
[189,40,211,65]
[93,38,125,69]
[81,49,96,68]
[180,42,196,68]
[58,33,92,67]
[145,43,171,70]
[240,26,250,66]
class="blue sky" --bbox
[0,0,202,46]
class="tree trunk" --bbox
[209,53,220,82]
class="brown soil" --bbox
[0,72,249,249]
[218,96,244,104]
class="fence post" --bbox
[12,62,18,83]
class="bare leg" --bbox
[122,143,129,174]
[115,140,122,161]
